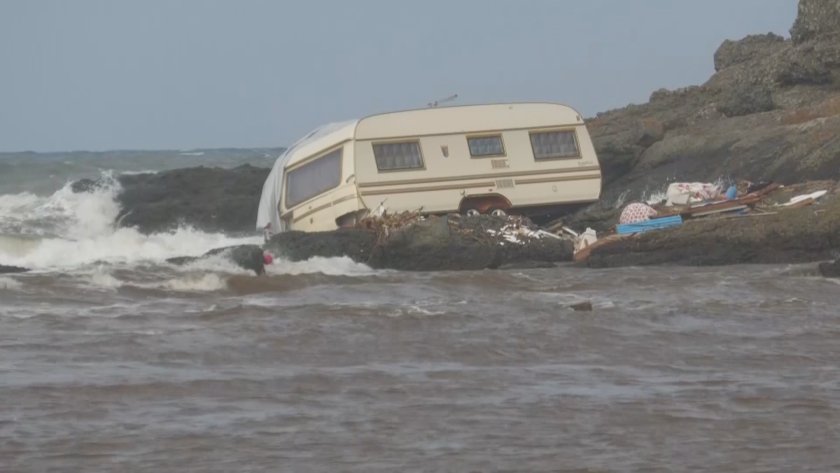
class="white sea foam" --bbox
[267,256,375,276]
[0,276,22,290]
[159,273,228,292]
[0,173,261,270]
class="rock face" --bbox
[167,244,268,275]
[265,215,573,271]
[791,0,840,43]
[587,193,840,268]
[572,0,840,233]
[0,265,28,274]
[75,165,270,234]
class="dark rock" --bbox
[588,194,840,268]
[264,215,573,271]
[265,229,377,263]
[71,178,98,193]
[570,301,593,312]
[716,84,775,117]
[166,244,267,275]
[116,165,270,234]
[0,265,29,274]
[818,260,840,277]
[72,165,271,234]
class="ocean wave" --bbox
[267,256,375,276]
[0,172,261,270]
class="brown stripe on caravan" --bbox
[357,165,601,188]
[291,194,358,223]
[514,173,602,185]
[360,181,495,197]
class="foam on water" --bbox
[0,276,22,290]
[0,172,261,270]
[267,256,375,276]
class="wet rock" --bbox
[73,165,270,234]
[264,215,573,271]
[570,301,593,312]
[588,192,840,268]
[265,229,377,263]
[167,244,267,275]
[0,265,29,274]
[818,260,840,278]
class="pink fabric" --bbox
[619,203,658,224]
[263,252,274,265]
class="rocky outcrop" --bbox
[75,165,270,234]
[0,265,28,274]
[264,215,573,271]
[587,191,840,268]
[714,33,786,71]
[166,244,268,275]
[791,0,840,43]
[571,0,840,234]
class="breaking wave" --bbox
[0,172,261,270]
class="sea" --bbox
[1,150,839,472]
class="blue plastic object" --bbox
[726,185,738,200]
[616,215,683,235]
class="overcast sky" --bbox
[1,0,797,152]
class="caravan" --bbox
[257,103,602,233]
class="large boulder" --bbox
[264,215,573,271]
[0,265,28,274]
[74,165,270,234]
[167,244,268,275]
[587,191,840,268]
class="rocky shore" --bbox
[65,0,840,274]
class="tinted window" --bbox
[285,148,342,208]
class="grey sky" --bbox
[1,0,796,152]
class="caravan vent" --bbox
[495,178,515,189]
[491,159,509,169]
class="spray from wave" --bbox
[0,172,261,270]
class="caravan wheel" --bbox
[490,208,507,217]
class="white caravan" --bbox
[257,103,602,233]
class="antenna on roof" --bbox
[427,93,458,108]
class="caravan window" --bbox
[372,141,424,171]
[285,148,342,208]
[530,130,580,160]
[467,135,505,157]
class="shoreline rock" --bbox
[264,214,573,271]
[0,265,29,274]
[587,190,840,268]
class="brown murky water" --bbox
[2,261,840,472]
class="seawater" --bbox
[1,151,839,472]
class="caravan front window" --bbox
[285,148,342,208]
[372,141,424,171]
[530,130,580,160]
